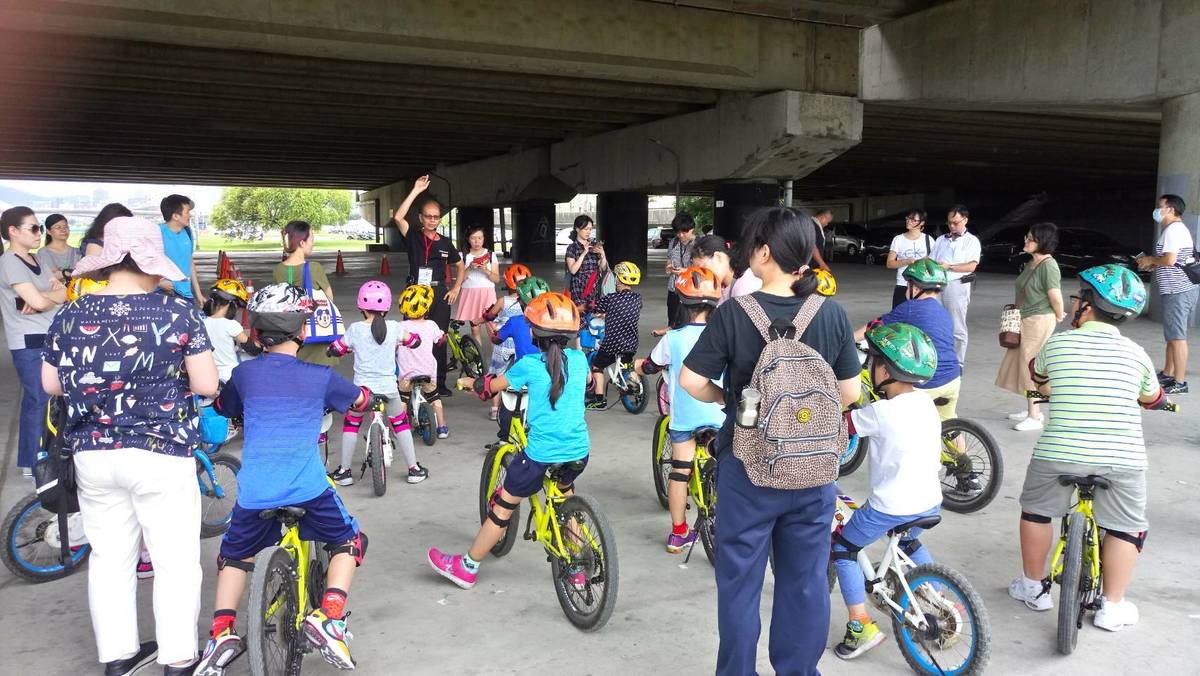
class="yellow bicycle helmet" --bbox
[814,268,837,297]
[66,277,107,302]
[614,261,641,286]
[210,278,249,306]
[398,284,435,318]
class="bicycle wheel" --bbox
[656,374,669,416]
[939,418,1003,513]
[478,445,520,558]
[550,494,619,631]
[892,562,992,675]
[620,373,648,414]
[199,453,241,538]
[247,546,302,676]
[459,335,485,378]
[1056,512,1086,655]
[696,458,718,566]
[418,402,436,447]
[1,493,90,583]
[839,435,868,477]
[650,415,671,510]
[367,426,387,497]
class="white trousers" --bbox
[75,449,202,665]
[940,279,973,365]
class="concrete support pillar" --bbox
[596,191,649,271]
[713,182,780,241]
[513,199,556,263]
[457,206,495,252]
[1155,92,1200,327]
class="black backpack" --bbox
[32,396,81,569]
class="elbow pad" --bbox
[1028,358,1049,386]
[482,306,499,322]
[843,409,857,436]
[476,374,496,401]
[402,333,422,350]
[640,358,662,375]
[349,386,374,414]
[1140,389,1166,411]
[327,338,349,358]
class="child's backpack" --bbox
[732,295,846,490]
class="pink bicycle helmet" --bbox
[357,280,392,312]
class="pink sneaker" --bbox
[427,548,477,589]
[566,565,587,591]
[136,556,154,580]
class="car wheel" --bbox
[846,244,858,258]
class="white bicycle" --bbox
[358,394,397,497]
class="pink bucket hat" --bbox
[72,216,186,281]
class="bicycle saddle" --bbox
[693,427,719,449]
[259,506,308,522]
[547,460,587,481]
[890,515,942,534]
[449,320,465,329]
[1057,474,1110,489]
[410,376,432,385]
[932,397,951,407]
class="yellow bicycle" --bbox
[650,416,718,564]
[478,392,619,631]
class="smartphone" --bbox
[15,297,26,311]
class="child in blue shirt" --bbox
[588,261,644,409]
[196,283,373,675]
[637,267,724,553]
[484,276,549,445]
[431,292,589,590]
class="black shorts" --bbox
[502,451,589,498]
[591,350,634,372]
[220,488,359,560]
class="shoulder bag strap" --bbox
[790,294,825,337]
[734,295,773,342]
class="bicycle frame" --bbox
[264,525,312,632]
[688,443,714,513]
[194,448,227,499]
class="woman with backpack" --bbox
[680,207,860,676]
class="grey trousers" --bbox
[940,279,972,365]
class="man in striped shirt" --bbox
[1009,264,1171,633]
[1136,193,1198,394]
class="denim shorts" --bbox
[1161,286,1198,341]
[220,488,359,560]
[668,425,719,444]
[502,451,588,498]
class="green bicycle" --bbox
[446,319,485,378]
[650,415,718,564]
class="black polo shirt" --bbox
[403,227,461,286]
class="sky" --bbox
[0,179,226,211]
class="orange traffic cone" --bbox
[335,250,346,275]
[241,278,254,330]
[379,255,391,276]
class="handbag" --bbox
[999,304,1022,349]
[296,262,344,344]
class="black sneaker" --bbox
[1157,371,1176,386]
[105,641,158,676]
[1164,381,1189,395]
[436,386,454,398]
[328,467,353,486]
[407,463,429,484]
[586,397,607,411]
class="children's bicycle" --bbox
[649,419,718,564]
[405,376,439,447]
[843,344,1003,513]
[357,394,396,497]
[830,492,992,675]
[479,427,619,631]
[446,319,485,378]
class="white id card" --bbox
[417,267,433,286]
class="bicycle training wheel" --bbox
[650,415,671,510]
[367,426,387,497]
[1057,512,1086,655]
[478,445,521,558]
[1,493,90,583]
[418,402,436,447]
[939,418,1003,513]
[620,372,648,414]
[246,546,302,676]
[459,335,485,378]
[199,453,241,538]
[892,562,992,675]
[551,494,619,632]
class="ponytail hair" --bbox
[204,297,234,319]
[282,220,312,254]
[535,335,569,408]
[369,311,387,344]
[740,207,818,298]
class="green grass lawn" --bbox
[195,234,372,252]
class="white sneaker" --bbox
[1009,576,1053,611]
[1013,416,1044,431]
[1093,597,1138,631]
[1007,411,1030,421]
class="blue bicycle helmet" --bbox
[1078,264,1147,319]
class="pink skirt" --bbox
[454,286,497,322]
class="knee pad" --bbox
[830,530,862,561]
[1021,511,1052,524]
[329,531,368,566]
[487,491,518,527]
[899,538,924,557]
[389,411,411,434]
[1105,529,1147,553]
[342,412,364,434]
[217,554,254,573]
[668,458,692,483]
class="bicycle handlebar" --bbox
[1025,389,1179,412]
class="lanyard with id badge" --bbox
[419,234,441,286]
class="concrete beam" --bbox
[861,0,1200,108]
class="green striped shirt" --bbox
[1033,322,1157,469]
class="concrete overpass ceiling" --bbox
[637,0,951,28]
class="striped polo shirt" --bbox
[1154,221,1198,294]
[1032,322,1157,470]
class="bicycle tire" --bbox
[247,546,302,676]
[939,418,1004,514]
[650,415,671,510]
[199,453,241,538]
[1056,512,1086,655]
[892,562,991,675]
[1,493,90,583]
[839,436,868,477]
[459,335,485,378]
[656,374,669,416]
[478,445,520,558]
[550,494,619,631]
[368,426,387,497]
[418,402,436,447]
[696,458,718,566]
[620,373,648,414]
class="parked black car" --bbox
[980,225,1147,278]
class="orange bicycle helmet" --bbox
[525,291,581,338]
[674,266,721,307]
[398,284,435,318]
[503,263,532,291]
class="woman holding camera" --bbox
[564,214,608,309]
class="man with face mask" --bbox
[931,205,981,365]
[1136,193,1197,394]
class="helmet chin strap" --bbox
[1071,301,1090,329]
[867,356,898,400]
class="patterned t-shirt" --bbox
[594,289,643,354]
[565,240,604,306]
[43,293,212,457]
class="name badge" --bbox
[417,267,433,286]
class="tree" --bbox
[211,187,352,240]
[677,196,714,232]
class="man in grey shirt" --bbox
[665,213,697,326]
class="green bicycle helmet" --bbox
[902,258,948,291]
[516,276,550,308]
[1078,264,1147,320]
[865,322,938,386]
